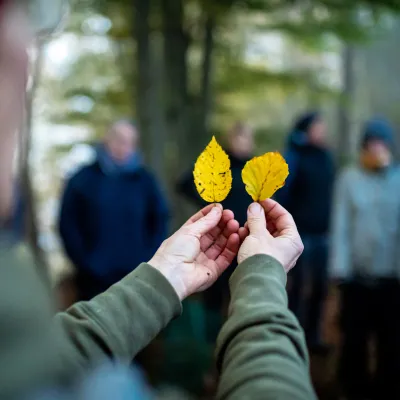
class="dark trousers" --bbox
[75,270,111,301]
[288,234,328,346]
[339,279,400,400]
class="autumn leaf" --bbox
[193,136,232,202]
[242,152,289,201]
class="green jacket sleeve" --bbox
[53,263,182,373]
[216,255,316,400]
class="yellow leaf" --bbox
[193,136,232,202]
[242,152,289,201]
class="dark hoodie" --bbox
[275,112,335,235]
[59,145,169,295]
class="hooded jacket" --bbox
[275,114,335,235]
[330,118,400,280]
[59,146,169,289]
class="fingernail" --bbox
[249,202,262,215]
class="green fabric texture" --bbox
[216,254,317,400]
[0,246,315,399]
[0,245,181,398]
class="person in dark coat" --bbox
[59,120,169,300]
[177,122,254,340]
[331,119,400,400]
[275,111,335,352]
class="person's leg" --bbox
[288,248,307,326]
[75,270,105,301]
[374,279,400,399]
[305,237,329,350]
[338,282,371,399]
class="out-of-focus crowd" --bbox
[1,1,400,399]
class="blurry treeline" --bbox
[26,0,400,271]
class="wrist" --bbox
[148,257,187,301]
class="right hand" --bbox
[238,200,303,273]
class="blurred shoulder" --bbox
[337,166,363,187]
[391,164,400,177]
[65,163,99,189]
[339,165,359,179]
[138,167,161,184]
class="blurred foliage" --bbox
[42,0,400,197]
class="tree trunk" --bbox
[198,15,215,144]
[19,44,48,279]
[133,0,165,179]
[337,45,355,164]
[161,0,190,166]
[161,0,195,228]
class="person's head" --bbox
[293,111,327,147]
[227,122,254,159]
[360,119,394,169]
[104,120,139,163]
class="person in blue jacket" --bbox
[59,120,169,300]
[275,111,335,353]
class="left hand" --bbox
[149,204,242,300]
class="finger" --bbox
[200,210,235,251]
[238,226,249,243]
[189,205,223,237]
[215,233,240,273]
[184,203,222,226]
[259,199,296,235]
[204,219,239,260]
[247,202,267,235]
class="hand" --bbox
[149,204,242,300]
[238,200,303,272]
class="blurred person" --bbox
[177,122,255,340]
[59,120,169,300]
[0,2,316,399]
[177,121,254,227]
[275,111,335,352]
[331,118,400,400]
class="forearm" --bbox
[216,255,316,400]
[53,263,182,372]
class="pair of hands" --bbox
[149,200,304,301]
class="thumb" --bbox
[190,205,222,236]
[247,202,267,235]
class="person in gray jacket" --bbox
[330,118,400,400]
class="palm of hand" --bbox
[163,233,224,294]
[150,205,241,299]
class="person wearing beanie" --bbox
[275,111,335,353]
[330,118,400,399]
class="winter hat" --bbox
[361,118,394,149]
[293,111,321,134]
